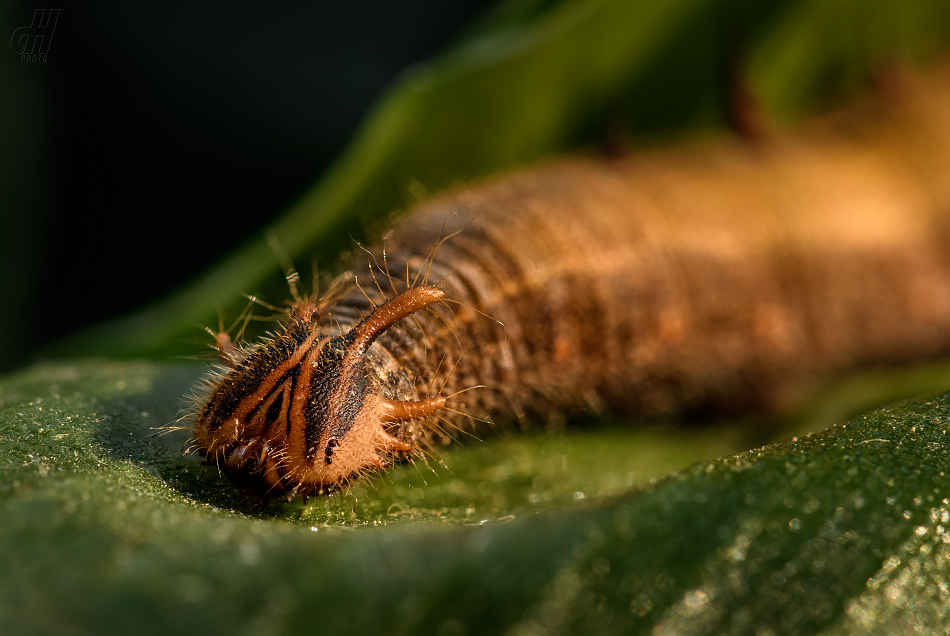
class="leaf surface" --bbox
[3,360,950,634]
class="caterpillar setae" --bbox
[191,63,950,501]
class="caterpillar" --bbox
[192,63,950,501]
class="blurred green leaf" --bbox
[748,0,950,117]
[4,359,950,634]
[51,0,711,359]
[48,0,950,360]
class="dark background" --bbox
[1,0,498,371]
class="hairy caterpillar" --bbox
[192,64,950,500]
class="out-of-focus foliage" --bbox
[50,0,950,360]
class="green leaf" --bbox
[4,359,950,634]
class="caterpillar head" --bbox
[193,286,446,499]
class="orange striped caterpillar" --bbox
[192,64,950,501]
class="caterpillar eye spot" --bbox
[325,438,339,465]
[189,65,950,501]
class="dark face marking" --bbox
[304,333,369,461]
[265,393,283,427]
[283,367,300,436]
[199,310,316,435]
